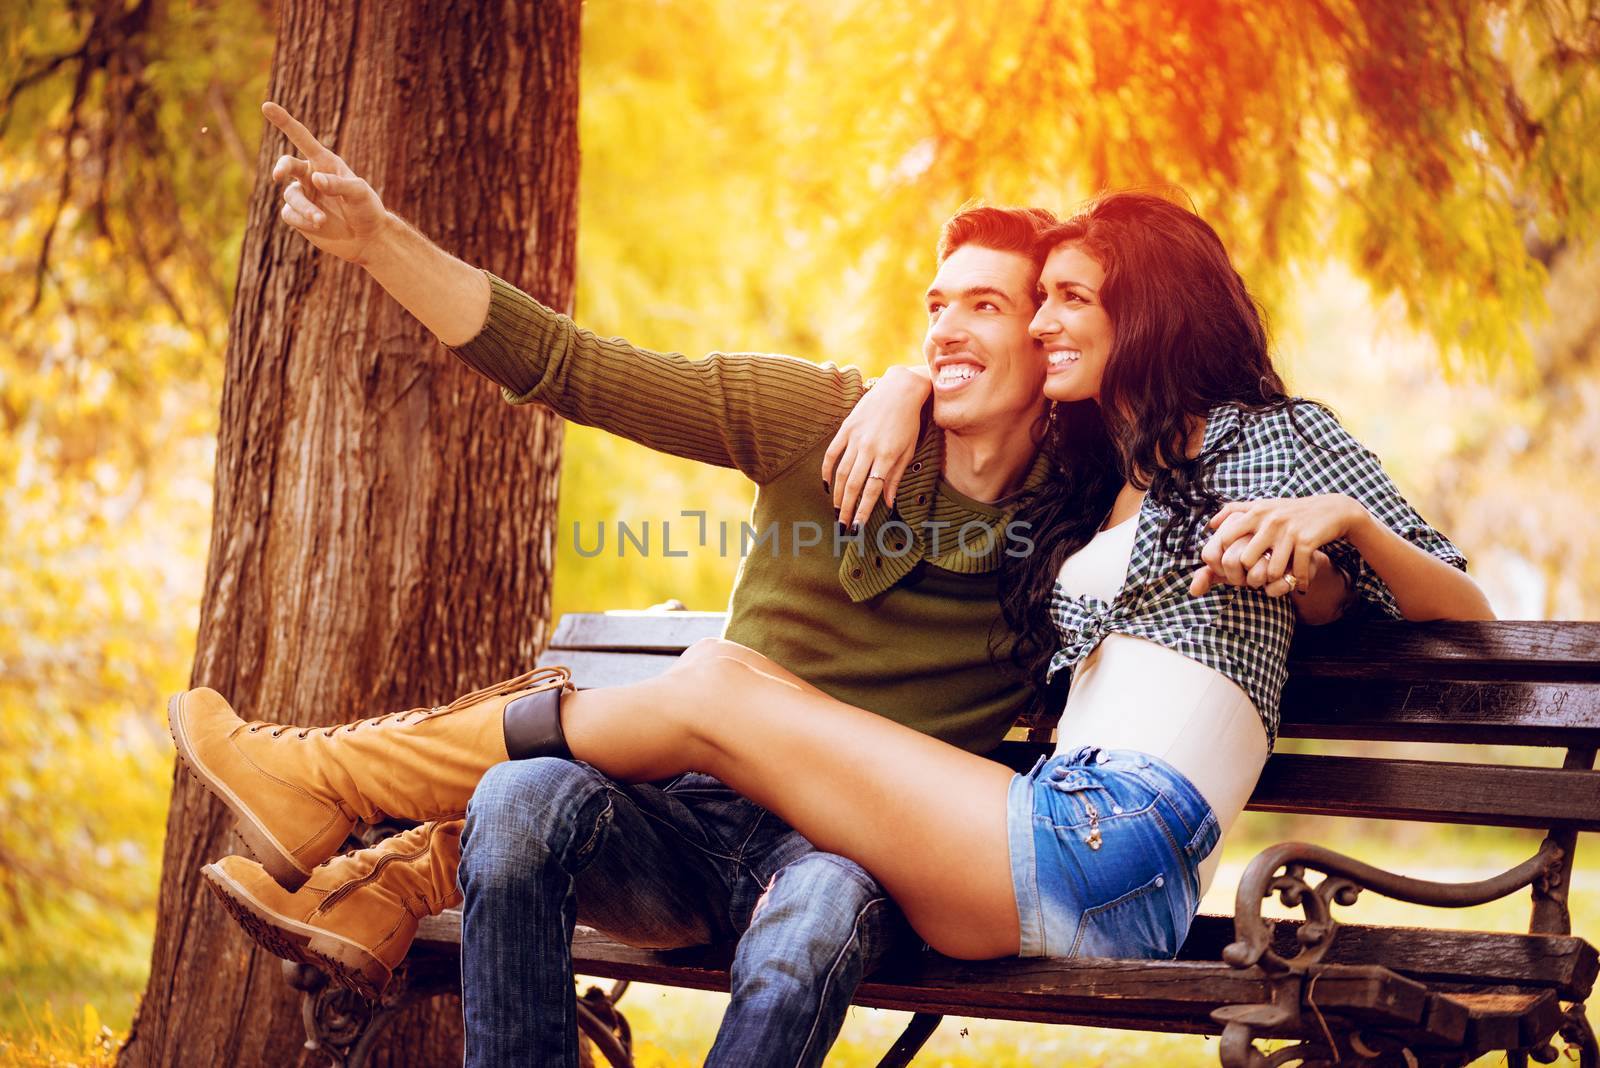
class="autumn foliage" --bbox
[1,0,1597,1049]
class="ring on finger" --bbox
[1283,573,1299,591]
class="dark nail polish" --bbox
[851,522,861,535]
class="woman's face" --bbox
[1030,244,1113,404]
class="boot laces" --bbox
[242,666,571,739]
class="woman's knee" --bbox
[665,640,768,712]
[676,636,760,672]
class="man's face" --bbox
[923,244,1048,434]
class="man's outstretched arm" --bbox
[262,101,867,483]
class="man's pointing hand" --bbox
[263,101,388,266]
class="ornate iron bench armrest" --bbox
[1221,839,1566,977]
[1210,839,1574,1068]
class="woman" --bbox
[172,191,1492,998]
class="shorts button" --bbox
[1154,875,1164,887]
[1112,804,1123,815]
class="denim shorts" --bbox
[1006,746,1220,959]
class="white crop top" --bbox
[1052,515,1270,897]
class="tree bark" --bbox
[120,2,579,1064]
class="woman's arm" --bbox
[1343,505,1494,620]
[822,365,933,529]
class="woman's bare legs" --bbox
[559,639,1021,960]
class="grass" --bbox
[0,1000,118,1068]
[6,819,1590,1066]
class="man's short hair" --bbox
[936,205,1059,264]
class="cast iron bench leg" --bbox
[285,960,408,1068]
[875,1012,943,1068]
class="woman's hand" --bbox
[822,366,932,530]
[263,102,389,266]
[1189,494,1367,598]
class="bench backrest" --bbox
[538,613,1600,827]
[536,612,1600,931]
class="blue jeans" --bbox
[458,758,909,1067]
[1007,746,1220,958]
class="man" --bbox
[253,100,1055,1067]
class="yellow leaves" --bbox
[0,6,235,980]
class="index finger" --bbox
[1208,501,1250,529]
[262,101,335,163]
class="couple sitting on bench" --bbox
[166,100,1494,1068]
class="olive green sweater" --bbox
[450,272,1050,753]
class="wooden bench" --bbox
[284,609,1600,1068]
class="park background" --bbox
[2,0,1598,1064]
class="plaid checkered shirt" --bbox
[1043,401,1467,750]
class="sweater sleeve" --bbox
[448,271,868,484]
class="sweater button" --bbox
[850,567,863,579]
[911,461,923,472]
[916,494,927,505]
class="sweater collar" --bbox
[837,423,1052,602]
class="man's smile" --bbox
[932,353,986,391]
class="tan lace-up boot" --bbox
[203,819,463,1000]
[169,666,570,891]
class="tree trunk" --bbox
[120,2,579,1064]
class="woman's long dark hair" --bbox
[997,191,1294,699]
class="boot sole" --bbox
[169,693,316,893]
[202,862,390,1001]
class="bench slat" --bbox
[1279,678,1600,745]
[1286,620,1600,683]
[548,614,1600,683]
[785,734,1600,829]
[536,649,685,689]
[562,932,1435,1031]
[549,611,725,653]
[1249,753,1600,829]
[1179,914,1597,1000]
[414,911,1596,1002]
